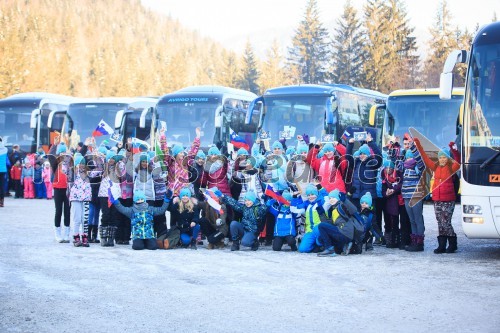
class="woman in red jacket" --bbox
[414,138,460,254]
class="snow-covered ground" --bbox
[0,196,499,333]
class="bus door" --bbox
[47,110,67,151]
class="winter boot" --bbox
[384,232,393,248]
[251,239,259,251]
[73,234,82,247]
[190,238,197,250]
[405,234,417,251]
[365,236,374,251]
[107,226,117,247]
[407,235,424,252]
[0,197,4,207]
[54,227,63,243]
[62,226,71,243]
[81,234,89,247]
[92,225,100,243]
[388,231,400,248]
[231,239,240,251]
[341,242,353,256]
[446,235,457,253]
[100,226,108,247]
[318,246,336,257]
[434,236,447,254]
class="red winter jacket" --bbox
[417,143,460,202]
[307,143,347,193]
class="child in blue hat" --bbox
[113,189,172,250]
[266,190,299,251]
[169,187,201,249]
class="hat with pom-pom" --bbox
[286,147,295,156]
[296,144,308,154]
[244,190,258,203]
[171,145,184,158]
[179,187,192,198]
[405,150,414,159]
[357,144,371,156]
[360,192,373,206]
[317,149,325,159]
[282,190,293,203]
[133,190,146,203]
[148,150,156,161]
[438,149,451,159]
[196,150,206,159]
[56,143,67,155]
[383,159,395,169]
[272,141,283,150]
[328,189,340,201]
[98,146,108,155]
[139,152,149,162]
[305,184,319,196]
[208,146,221,156]
[237,148,249,156]
[323,143,335,153]
[74,153,84,166]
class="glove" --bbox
[165,189,173,200]
[279,138,286,146]
[302,134,310,145]
[164,196,170,204]
[338,192,346,202]
[212,189,222,198]
[216,218,224,226]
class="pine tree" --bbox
[238,40,260,94]
[363,0,391,92]
[424,0,462,87]
[219,50,240,88]
[287,0,330,84]
[330,0,367,86]
[259,39,287,93]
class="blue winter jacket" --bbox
[222,195,267,234]
[346,142,383,199]
[267,199,298,237]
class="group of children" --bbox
[10,127,460,256]
[7,152,53,200]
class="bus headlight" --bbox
[463,217,484,224]
[463,205,483,215]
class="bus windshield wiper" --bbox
[480,150,500,170]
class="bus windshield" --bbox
[261,96,328,142]
[156,101,218,148]
[465,43,500,157]
[0,105,36,151]
[388,95,462,148]
[63,103,126,149]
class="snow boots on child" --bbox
[434,235,447,254]
[446,235,457,253]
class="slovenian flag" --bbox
[107,181,118,208]
[264,184,290,206]
[230,127,249,151]
[92,119,114,137]
[131,138,150,154]
[203,189,224,214]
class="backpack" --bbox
[156,227,180,249]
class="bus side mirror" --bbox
[114,110,126,129]
[245,96,263,125]
[439,73,453,100]
[368,105,377,126]
[139,107,151,128]
[30,109,40,129]
[214,106,223,128]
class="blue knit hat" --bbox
[148,151,156,161]
[282,191,292,202]
[286,147,295,156]
[179,187,192,198]
[133,190,146,203]
[74,153,84,166]
[405,150,414,159]
[438,149,451,159]
[272,141,283,150]
[353,150,360,158]
[208,146,220,156]
[358,144,371,156]
[296,144,308,154]
[317,149,325,158]
[171,145,184,157]
[56,143,67,155]
[305,184,319,196]
[98,146,108,155]
[139,152,149,162]
[237,148,249,156]
[323,143,335,153]
[196,150,206,159]
[328,189,340,201]
[360,192,373,206]
[244,190,257,203]
[383,159,395,169]
[106,150,115,161]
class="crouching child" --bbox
[317,189,360,256]
[267,191,299,251]
[218,190,267,251]
[113,190,171,250]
